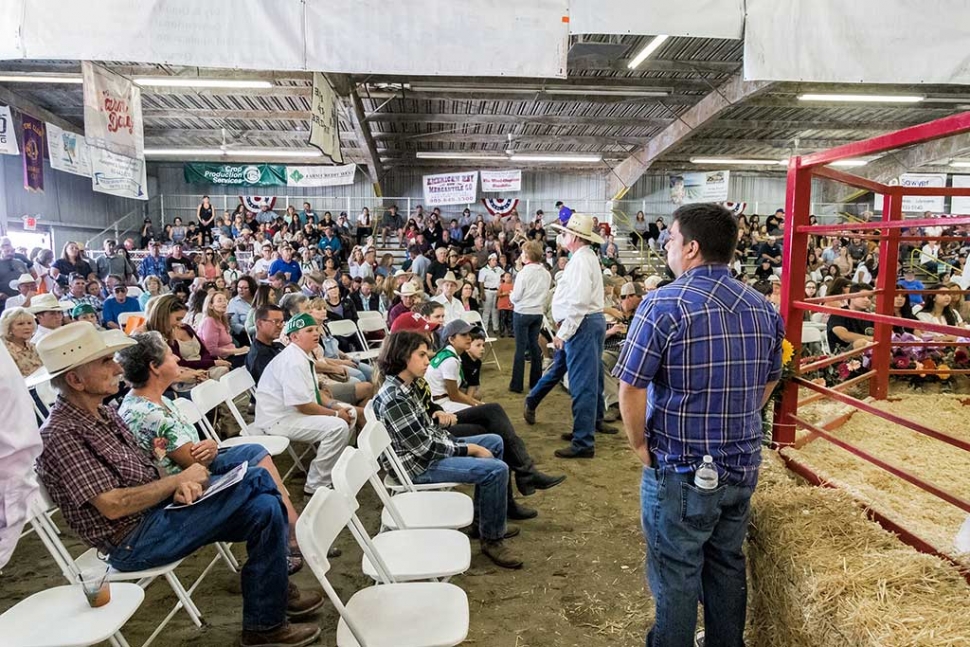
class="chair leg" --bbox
[215,542,239,572]
[487,342,502,371]
[163,571,204,627]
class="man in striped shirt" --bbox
[615,203,784,647]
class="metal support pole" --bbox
[870,191,902,400]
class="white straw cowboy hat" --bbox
[35,321,136,379]
[9,273,37,291]
[395,282,421,297]
[550,213,605,245]
[435,271,460,288]
[27,293,74,314]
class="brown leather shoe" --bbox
[523,403,536,425]
[466,523,520,540]
[481,539,524,569]
[241,622,321,647]
[286,583,324,619]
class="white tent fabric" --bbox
[744,0,970,84]
[568,0,743,39]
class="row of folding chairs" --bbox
[328,311,387,363]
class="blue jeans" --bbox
[640,467,754,647]
[349,360,374,383]
[107,468,289,632]
[526,313,606,451]
[510,312,543,392]
[412,433,508,541]
[210,444,268,473]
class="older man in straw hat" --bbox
[387,280,422,328]
[432,270,465,324]
[4,273,38,310]
[34,322,323,647]
[524,213,613,459]
[254,313,354,495]
[28,292,73,344]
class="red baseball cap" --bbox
[390,312,439,333]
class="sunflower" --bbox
[781,338,795,366]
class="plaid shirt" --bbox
[62,292,103,313]
[36,397,160,553]
[614,265,785,487]
[372,375,467,478]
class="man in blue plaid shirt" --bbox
[614,203,784,647]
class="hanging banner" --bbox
[91,148,147,199]
[286,164,356,187]
[669,170,730,205]
[481,170,522,192]
[949,175,970,215]
[21,115,44,193]
[82,62,144,159]
[308,72,344,164]
[0,106,19,155]
[240,196,277,212]
[47,122,92,177]
[423,171,478,206]
[874,173,948,214]
[183,163,287,186]
[481,198,520,217]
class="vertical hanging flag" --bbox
[0,106,19,155]
[308,72,344,164]
[21,115,44,193]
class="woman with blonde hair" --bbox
[140,274,164,309]
[1,307,42,377]
[146,294,230,387]
[196,291,249,366]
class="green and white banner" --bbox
[286,164,356,187]
[183,163,287,186]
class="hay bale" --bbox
[748,462,970,647]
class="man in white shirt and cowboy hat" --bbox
[4,273,38,310]
[479,253,504,334]
[524,213,613,459]
[432,271,465,324]
[28,293,73,345]
[387,280,421,328]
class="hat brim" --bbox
[34,336,137,381]
[549,223,605,245]
[436,278,459,287]
[395,289,419,297]
[27,301,75,314]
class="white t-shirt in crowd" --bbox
[254,342,318,431]
[425,345,461,398]
[251,256,273,277]
[432,294,466,324]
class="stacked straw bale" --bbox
[747,450,970,647]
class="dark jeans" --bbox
[526,313,606,451]
[450,403,534,475]
[640,467,754,647]
[499,310,513,337]
[107,468,289,632]
[510,312,543,392]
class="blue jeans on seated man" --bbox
[640,466,755,647]
[525,313,606,451]
[412,433,508,541]
[107,467,289,633]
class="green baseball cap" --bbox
[284,312,317,336]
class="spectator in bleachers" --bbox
[197,292,249,367]
[101,283,141,330]
[826,283,874,351]
[351,277,380,313]
[165,243,197,284]
[35,322,322,646]
[139,241,167,284]
[630,211,649,248]
[917,284,965,328]
[380,205,404,247]
[72,303,101,328]
[2,306,42,377]
[348,246,371,280]
[196,248,220,281]
[459,281,480,313]
[52,242,93,287]
[269,244,302,285]
[96,239,135,284]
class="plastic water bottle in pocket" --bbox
[694,455,719,490]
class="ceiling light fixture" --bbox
[134,78,274,89]
[144,148,322,158]
[407,84,668,98]
[797,93,924,103]
[690,157,786,165]
[627,35,670,70]
[511,154,602,163]
[950,161,970,168]
[0,73,82,84]
[415,152,509,160]
[829,159,869,167]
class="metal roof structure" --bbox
[1,34,968,186]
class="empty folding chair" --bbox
[332,446,473,531]
[327,319,379,362]
[356,310,388,349]
[460,310,501,370]
[297,487,469,647]
[188,380,291,456]
[358,419,458,494]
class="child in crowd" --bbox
[497,272,514,337]
[425,319,483,413]
[460,326,487,402]
[71,303,102,329]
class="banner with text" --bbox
[47,123,92,177]
[669,171,730,205]
[21,115,44,193]
[92,148,147,199]
[874,173,948,213]
[481,169,521,192]
[82,62,144,159]
[286,164,356,187]
[184,163,287,186]
[308,72,344,164]
[950,175,970,215]
[423,171,479,206]
[0,106,19,155]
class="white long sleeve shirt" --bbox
[510,262,551,315]
[551,245,604,341]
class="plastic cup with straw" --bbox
[79,564,111,608]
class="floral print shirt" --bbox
[118,392,199,475]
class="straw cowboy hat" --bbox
[35,321,136,379]
[27,293,74,314]
[550,213,604,245]
[8,273,37,291]
[436,271,460,288]
[395,282,421,297]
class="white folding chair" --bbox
[297,487,469,647]
[327,319,379,362]
[125,285,144,298]
[801,324,825,356]
[0,583,145,647]
[332,446,473,531]
[460,310,501,370]
[357,310,388,349]
[358,419,458,493]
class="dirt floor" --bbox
[0,338,653,647]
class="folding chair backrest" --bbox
[27,492,80,583]
[801,325,822,344]
[358,420,416,491]
[325,319,359,339]
[357,312,387,334]
[118,311,145,327]
[461,310,483,326]
[170,397,220,444]
[331,446,376,500]
[363,400,376,424]
[190,380,230,417]
[221,367,256,400]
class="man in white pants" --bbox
[255,312,354,495]
[478,253,503,334]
